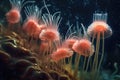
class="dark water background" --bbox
[0,0,120,73]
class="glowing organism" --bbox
[6,0,21,24]
[87,13,112,38]
[39,12,61,42]
[87,12,112,71]
[72,39,94,57]
[6,0,34,24]
[71,23,94,77]
[62,24,78,50]
[51,48,73,62]
[39,28,60,42]
[71,23,94,57]
[23,5,46,38]
[63,38,77,49]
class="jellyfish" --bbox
[39,27,60,42]
[23,5,46,39]
[39,0,61,42]
[6,0,34,24]
[39,12,62,55]
[87,12,112,71]
[71,22,94,77]
[39,5,61,42]
[51,47,73,62]
[39,11,62,56]
[72,39,94,57]
[62,24,78,50]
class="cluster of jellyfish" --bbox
[5,0,113,79]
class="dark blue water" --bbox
[0,0,120,74]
